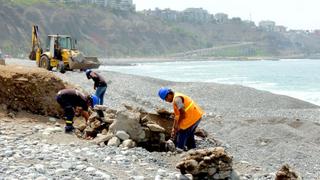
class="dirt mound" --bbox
[0,65,72,116]
[0,59,5,65]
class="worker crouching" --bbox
[56,89,100,133]
[158,87,204,151]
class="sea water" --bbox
[101,59,320,106]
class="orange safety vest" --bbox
[173,92,204,130]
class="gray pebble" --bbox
[55,168,68,175]
[34,164,45,173]
[4,150,14,157]
[130,176,145,180]
[85,167,96,172]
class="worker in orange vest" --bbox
[158,87,204,151]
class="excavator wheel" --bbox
[40,56,52,71]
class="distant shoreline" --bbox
[100,56,320,66]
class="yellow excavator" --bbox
[29,25,100,73]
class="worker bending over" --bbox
[85,69,107,105]
[158,87,204,151]
[56,89,99,133]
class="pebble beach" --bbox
[1,58,320,179]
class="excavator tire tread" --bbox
[40,56,52,71]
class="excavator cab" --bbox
[41,35,74,72]
[29,25,100,73]
[47,35,76,57]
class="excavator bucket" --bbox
[68,56,101,70]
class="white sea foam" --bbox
[269,90,320,105]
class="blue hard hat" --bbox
[85,69,92,79]
[158,87,171,100]
[90,94,100,107]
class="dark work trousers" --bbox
[56,95,74,125]
[176,118,201,150]
[95,85,107,105]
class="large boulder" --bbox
[107,136,121,146]
[93,133,113,145]
[141,111,173,137]
[121,139,137,148]
[109,110,145,142]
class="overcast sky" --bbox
[132,0,319,30]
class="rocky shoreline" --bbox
[2,58,320,179]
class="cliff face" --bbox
[0,3,205,57]
[1,2,320,58]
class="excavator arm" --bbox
[29,25,42,60]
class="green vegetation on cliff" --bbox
[0,1,320,58]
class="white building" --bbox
[259,20,276,31]
[274,25,287,33]
[215,13,228,24]
[182,8,211,22]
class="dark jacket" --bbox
[91,72,107,88]
[56,89,88,111]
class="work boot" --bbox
[64,125,74,133]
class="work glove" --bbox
[64,125,74,133]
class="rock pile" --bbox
[73,105,173,151]
[73,104,208,152]
[0,65,72,116]
[275,164,301,180]
[176,147,238,180]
